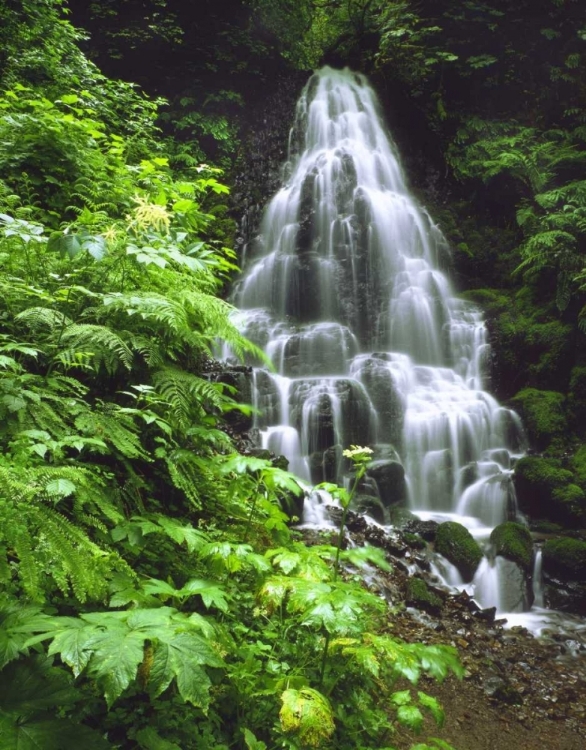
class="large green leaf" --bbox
[148,632,223,709]
[0,657,78,712]
[148,642,175,698]
[397,705,424,733]
[86,628,147,706]
[135,727,181,750]
[48,625,96,677]
[0,713,110,750]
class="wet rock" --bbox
[514,455,586,526]
[542,537,586,615]
[367,459,407,507]
[435,521,483,582]
[351,493,386,524]
[403,518,439,541]
[353,356,405,445]
[405,576,443,615]
[308,445,342,484]
[544,577,586,616]
[490,521,534,572]
[483,673,524,705]
[401,531,426,550]
[474,606,497,625]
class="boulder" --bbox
[509,388,566,451]
[489,522,533,573]
[514,455,586,526]
[542,537,586,616]
[435,521,483,582]
[542,537,586,582]
[403,518,439,541]
[367,459,407,507]
[351,493,386,525]
[405,577,443,615]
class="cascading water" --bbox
[229,66,533,616]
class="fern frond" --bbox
[13,527,41,600]
[59,324,133,373]
[153,367,228,428]
[128,334,164,368]
[164,449,210,509]
[33,504,108,602]
[103,292,190,336]
[74,404,148,461]
[16,307,73,333]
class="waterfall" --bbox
[229,66,528,610]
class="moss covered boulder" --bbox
[568,367,586,434]
[405,577,443,614]
[514,455,586,526]
[435,521,483,582]
[543,538,586,582]
[571,445,586,486]
[490,522,533,573]
[351,493,386,525]
[509,388,566,451]
[542,537,586,615]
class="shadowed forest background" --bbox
[0,1,585,749]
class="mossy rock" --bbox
[489,522,533,573]
[405,577,443,614]
[529,520,564,535]
[351,493,386,525]
[513,455,585,526]
[568,367,586,433]
[460,288,510,315]
[551,484,586,525]
[509,388,566,451]
[388,506,417,527]
[435,521,483,582]
[401,532,426,550]
[571,445,586,486]
[542,538,586,582]
[526,321,573,390]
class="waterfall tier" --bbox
[228,66,529,612]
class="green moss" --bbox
[568,368,586,434]
[514,455,586,526]
[543,538,586,582]
[514,456,573,488]
[405,577,443,613]
[530,520,564,534]
[435,521,483,582]
[489,522,533,572]
[388,506,417,526]
[551,484,586,524]
[491,307,572,397]
[509,388,566,451]
[402,532,426,550]
[572,445,586,486]
[459,288,510,314]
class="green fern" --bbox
[59,324,134,373]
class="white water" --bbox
[227,66,546,622]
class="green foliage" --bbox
[0,657,111,750]
[489,522,533,572]
[279,687,335,747]
[0,6,470,749]
[434,522,483,582]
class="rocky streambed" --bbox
[301,509,586,749]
